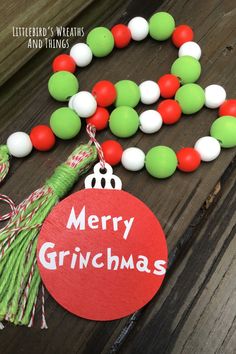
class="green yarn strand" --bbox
[0,145,10,183]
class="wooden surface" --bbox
[0,0,93,86]
[0,0,235,353]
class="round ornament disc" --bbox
[37,188,168,321]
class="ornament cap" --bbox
[85,162,122,190]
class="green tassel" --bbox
[0,143,97,327]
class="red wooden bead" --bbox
[30,125,56,151]
[157,99,182,125]
[177,147,201,172]
[218,99,236,117]
[101,140,123,166]
[111,24,131,48]
[52,54,76,73]
[172,25,194,48]
[86,107,110,131]
[92,80,117,107]
[158,74,180,98]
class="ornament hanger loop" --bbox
[85,162,122,190]
[85,124,122,190]
[86,124,106,169]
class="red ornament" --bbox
[101,140,123,166]
[111,24,132,48]
[30,125,56,151]
[37,188,167,321]
[157,74,180,98]
[172,25,194,48]
[52,54,76,73]
[86,107,110,131]
[157,99,182,125]
[218,99,236,117]
[92,80,117,107]
[177,147,201,172]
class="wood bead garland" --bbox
[1,11,236,183]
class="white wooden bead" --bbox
[72,91,97,117]
[70,43,93,67]
[128,17,149,41]
[139,110,163,134]
[7,132,33,158]
[121,147,145,171]
[178,41,202,60]
[139,81,160,104]
[194,136,221,162]
[205,84,226,109]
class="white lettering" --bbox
[88,215,99,229]
[153,260,167,276]
[92,253,104,268]
[107,248,119,270]
[79,252,91,268]
[120,255,135,269]
[39,242,57,270]
[66,206,85,230]
[113,216,122,231]
[59,250,70,266]
[70,247,80,269]
[136,256,151,273]
[123,217,135,240]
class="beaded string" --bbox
[0,11,235,183]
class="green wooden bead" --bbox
[109,106,139,138]
[171,56,201,84]
[48,71,79,102]
[50,107,81,140]
[115,80,140,107]
[210,116,236,148]
[175,83,205,114]
[86,27,114,57]
[145,146,177,179]
[149,12,175,40]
